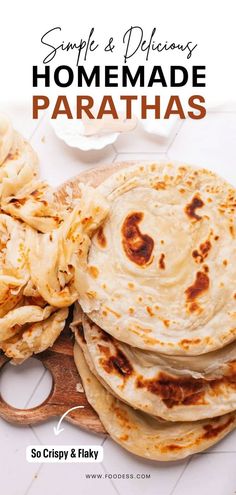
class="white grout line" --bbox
[112,151,118,163]
[115,150,169,155]
[30,425,43,445]
[24,464,44,495]
[169,456,192,495]
[195,450,236,456]
[167,119,185,153]
[29,111,47,142]
[101,436,108,446]
[100,461,122,495]
[206,110,236,114]
[23,369,48,409]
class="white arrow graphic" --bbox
[53,406,84,436]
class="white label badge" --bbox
[26,445,103,463]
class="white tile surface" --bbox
[0,101,39,140]
[115,152,167,163]
[30,117,116,187]
[168,112,236,186]
[102,437,187,495]
[0,420,39,495]
[0,358,46,409]
[113,120,182,153]
[1,107,236,495]
[172,453,236,495]
[26,462,119,495]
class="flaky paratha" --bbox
[74,342,236,461]
[0,115,70,233]
[77,313,236,422]
[1,307,68,362]
[77,162,236,355]
[28,183,109,307]
[0,213,31,317]
[0,113,14,166]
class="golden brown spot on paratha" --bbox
[88,266,99,278]
[192,240,211,264]
[180,338,201,350]
[9,197,27,208]
[153,181,166,190]
[136,372,205,408]
[104,306,121,318]
[100,349,133,378]
[185,196,204,221]
[160,444,183,453]
[188,302,201,313]
[96,226,107,247]
[158,253,165,269]
[202,416,235,440]
[82,216,92,226]
[121,212,154,266]
[128,282,134,289]
[119,434,129,441]
[129,307,134,315]
[185,271,209,301]
[146,306,154,317]
[163,319,170,328]
[136,360,236,410]
[223,260,228,267]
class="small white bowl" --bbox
[51,118,119,151]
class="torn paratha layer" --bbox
[28,183,109,307]
[1,307,68,363]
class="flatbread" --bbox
[1,307,68,362]
[0,113,14,166]
[0,130,39,200]
[28,183,109,307]
[78,313,236,421]
[0,213,31,317]
[0,119,68,233]
[77,162,236,355]
[74,342,236,461]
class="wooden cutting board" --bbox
[0,161,139,434]
[0,321,105,434]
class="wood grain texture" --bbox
[0,323,106,434]
[0,325,105,433]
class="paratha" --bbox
[77,312,236,422]
[0,113,14,166]
[1,307,68,362]
[28,183,109,307]
[0,213,31,317]
[74,342,236,461]
[77,162,236,355]
[0,115,69,233]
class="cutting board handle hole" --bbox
[0,358,52,410]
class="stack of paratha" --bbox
[1,112,236,461]
[69,161,236,460]
[0,114,108,362]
